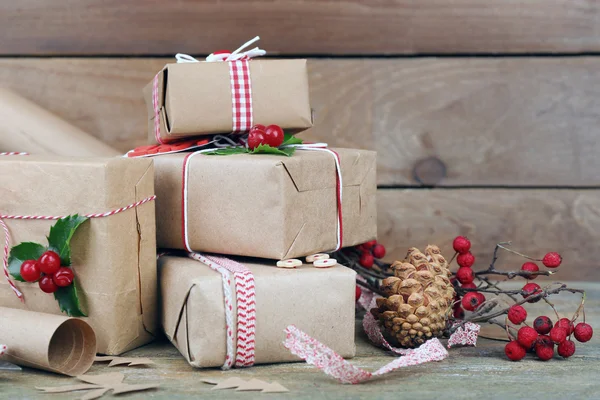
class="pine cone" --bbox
[371,245,454,348]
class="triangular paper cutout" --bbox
[261,382,290,393]
[211,377,247,390]
[235,378,269,391]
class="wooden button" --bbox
[313,259,337,268]
[306,253,329,263]
[276,259,302,268]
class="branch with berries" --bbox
[335,237,593,362]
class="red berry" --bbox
[475,292,486,305]
[508,305,528,325]
[549,327,567,344]
[533,316,553,335]
[505,340,526,361]
[574,323,593,343]
[522,283,542,303]
[363,240,377,250]
[535,343,555,361]
[39,276,58,293]
[461,292,482,311]
[38,250,61,275]
[461,282,477,289]
[517,326,538,349]
[355,286,362,302]
[20,260,42,282]
[247,130,266,150]
[542,252,562,268]
[359,252,374,268]
[372,244,386,259]
[555,318,574,335]
[263,125,285,148]
[456,267,475,284]
[250,124,266,133]
[557,340,576,358]
[52,267,74,287]
[452,236,471,254]
[521,262,540,280]
[453,305,465,319]
[457,252,475,268]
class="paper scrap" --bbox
[212,377,247,390]
[94,356,155,367]
[235,378,270,391]
[205,377,289,393]
[36,372,159,399]
[200,378,220,385]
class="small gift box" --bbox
[143,55,312,143]
[153,148,377,259]
[159,254,356,368]
[0,156,157,355]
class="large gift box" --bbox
[153,148,377,259]
[159,254,356,368]
[143,59,313,143]
[0,156,158,355]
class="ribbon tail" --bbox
[283,325,372,384]
[371,338,448,376]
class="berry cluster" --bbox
[352,240,386,302]
[20,250,74,293]
[505,310,593,361]
[356,240,386,269]
[451,237,486,316]
[247,124,284,150]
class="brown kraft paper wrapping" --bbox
[0,156,157,355]
[159,255,356,368]
[0,88,120,157]
[143,60,313,143]
[0,307,96,376]
[153,148,377,260]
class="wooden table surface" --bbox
[2,281,599,399]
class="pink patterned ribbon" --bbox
[0,196,156,300]
[188,252,256,369]
[284,325,448,384]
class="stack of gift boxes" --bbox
[0,47,377,373]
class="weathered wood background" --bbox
[1,0,599,280]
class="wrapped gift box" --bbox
[143,60,313,143]
[153,148,377,259]
[0,156,157,355]
[159,254,356,368]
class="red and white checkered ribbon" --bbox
[153,36,265,144]
[188,252,256,369]
[0,196,156,300]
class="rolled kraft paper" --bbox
[0,88,120,156]
[0,307,96,376]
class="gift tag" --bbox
[276,259,302,269]
[306,253,329,263]
[127,139,210,158]
[313,259,337,268]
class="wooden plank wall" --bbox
[1,1,599,280]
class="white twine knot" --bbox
[176,36,266,64]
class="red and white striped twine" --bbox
[1,195,156,300]
[0,152,29,156]
[188,252,256,369]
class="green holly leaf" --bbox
[281,133,303,146]
[203,147,250,156]
[47,215,89,266]
[250,144,296,157]
[8,242,46,282]
[54,279,86,317]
